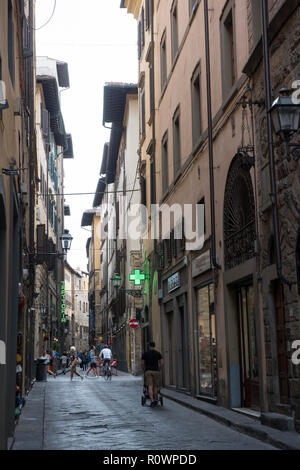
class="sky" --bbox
[35,0,138,271]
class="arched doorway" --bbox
[224,153,256,270]
[223,154,259,409]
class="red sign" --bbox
[129,319,139,329]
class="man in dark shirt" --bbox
[141,342,163,407]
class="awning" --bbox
[37,75,67,147]
[105,124,123,184]
[86,237,91,258]
[100,143,109,176]
[63,134,74,159]
[93,178,106,208]
[103,82,138,125]
[81,209,96,227]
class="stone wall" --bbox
[250,4,300,429]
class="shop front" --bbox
[192,250,217,399]
[161,265,190,392]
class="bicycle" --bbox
[102,362,112,381]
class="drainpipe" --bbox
[150,0,157,342]
[204,0,221,270]
[261,0,291,288]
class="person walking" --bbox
[141,342,163,407]
[60,352,68,375]
[69,346,84,381]
[82,351,88,372]
[85,345,99,377]
[45,350,56,378]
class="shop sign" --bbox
[61,281,67,324]
[192,250,211,278]
[168,272,181,293]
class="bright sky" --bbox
[35,0,138,271]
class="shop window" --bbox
[196,284,217,397]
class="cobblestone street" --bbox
[12,372,277,451]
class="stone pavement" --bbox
[160,388,300,450]
[11,370,279,451]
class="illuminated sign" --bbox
[129,270,145,286]
[61,281,67,323]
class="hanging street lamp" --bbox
[60,229,73,255]
[269,88,300,161]
[112,273,121,288]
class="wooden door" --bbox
[274,281,289,404]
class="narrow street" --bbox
[13,372,275,451]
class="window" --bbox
[160,31,167,90]
[141,89,146,137]
[191,64,202,147]
[173,107,181,177]
[198,197,206,235]
[162,131,169,194]
[220,3,236,99]
[145,0,150,30]
[189,0,198,16]
[8,0,15,86]
[141,7,145,49]
[138,21,142,59]
[196,284,217,397]
[171,1,179,62]
[251,0,262,47]
[150,159,156,205]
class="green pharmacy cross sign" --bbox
[129,270,145,286]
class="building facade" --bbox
[34,56,73,357]
[122,0,300,431]
[0,0,35,450]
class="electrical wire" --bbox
[34,0,57,31]
[37,189,140,197]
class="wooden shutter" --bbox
[36,224,46,264]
